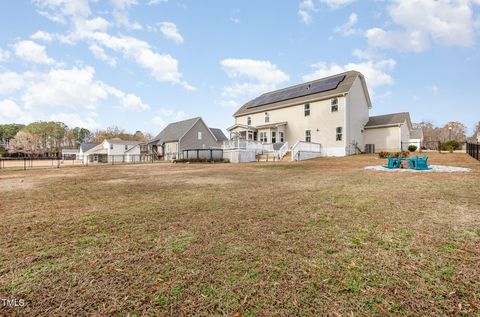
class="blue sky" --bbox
[0,0,479,135]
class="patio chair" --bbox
[384,156,401,169]
[415,155,431,170]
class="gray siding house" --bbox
[148,117,227,160]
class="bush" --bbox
[408,145,418,152]
[377,151,410,159]
[440,140,461,152]
[378,152,390,158]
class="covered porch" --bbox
[227,122,287,144]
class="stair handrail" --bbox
[277,141,289,160]
[291,141,301,161]
[291,141,322,161]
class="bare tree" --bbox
[8,131,43,156]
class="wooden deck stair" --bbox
[282,151,292,161]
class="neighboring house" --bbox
[147,117,227,160]
[364,112,413,152]
[83,138,142,164]
[228,71,371,156]
[79,143,97,159]
[409,128,424,150]
[61,148,78,159]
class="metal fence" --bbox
[467,143,479,161]
[0,154,159,171]
[180,149,224,161]
[0,157,64,170]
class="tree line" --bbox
[0,122,152,157]
[415,120,480,144]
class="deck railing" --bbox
[222,140,274,154]
[291,141,322,161]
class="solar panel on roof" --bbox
[247,75,345,109]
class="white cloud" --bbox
[89,44,117,66]
[31,30,54,42]
[116,93,150,111]
[36,8,193,90]
[221,59,289,87]
[148,0,168,5]
[0,99,23,118]
[0,72,25,95]
[14,40,55,65]
[33,0,92,22]
[366,0,478,52]
[152,108,188,127]
[302,58,396,95]
[0,48,10,62]
[21,67,109,110]
[320,0,356,9]
[110,0,138,9]
[0,66,149,126]
[298,0,317,24]
[158,22,184,44]
[335,12,360,36]
[220,58,289,108]
[366,28,429,53]
[49,113,98,130]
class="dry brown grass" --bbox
[0,153,479,316]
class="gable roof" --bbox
[107,138,142,145]
[365,112,412,129]
[209,128,228,142]
[233,70,370,117]
[410,128,423,139]
[149,117,201,144]
[80,143,97,152]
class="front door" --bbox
[271,131,276,143]
[279,132,284,143]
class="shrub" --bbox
[408,145,418,152]
[378,151,409,159]
[440,140,461,152]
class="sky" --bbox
[0,0,479,135]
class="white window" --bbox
[336,127,343,141]
[304,103,310,116]
[305,130,311,142]
[279,132,284,143]
[110,144,113,150]
[259,132,268,143]
[265,112,270,123]
[198,131,202,140]
[331,98,338,112]
[271,131,276,143]
[247,116,251,126]
[125,145,128,150]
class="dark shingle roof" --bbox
[410,128,423,139]
[234,71,369,116]
[80,143,97,152]
[209,128,228,142]
[365,112,412,128]
[108,138,142,145]
[149,117,201,144]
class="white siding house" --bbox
[83,139,141,164]
[364,113,413,152]
[227,71,418,158]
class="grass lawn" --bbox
[0,153,479,316]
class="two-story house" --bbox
[228,71,371,156]
[83,138,142,164]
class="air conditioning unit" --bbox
[365,144,375,154]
